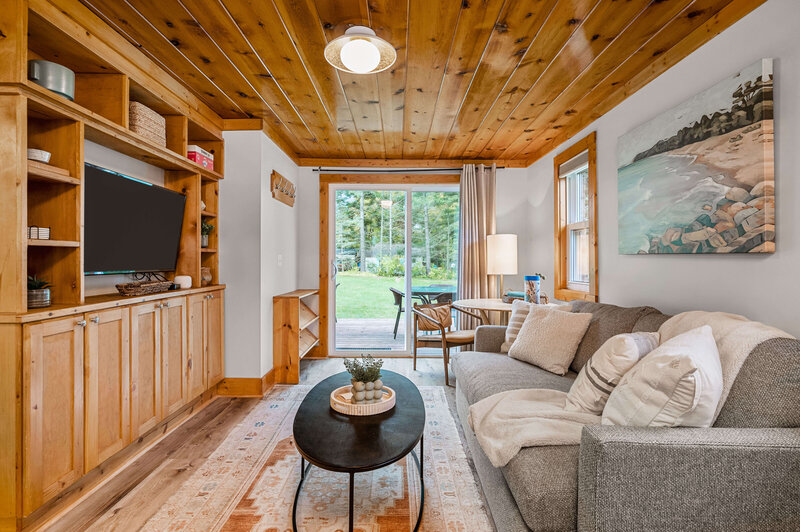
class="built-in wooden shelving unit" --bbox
[273,290,320,384]
[4,2,227,310]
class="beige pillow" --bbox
[565,332,659,415]
[508,306,592,375]
[501,299,530,352]
[602,325,723,427]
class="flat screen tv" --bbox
[84,163,186,275]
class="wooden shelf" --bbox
[24,81,223,181]
[201,210,217,218]
[299,330,319,359]
[201,248,217,253]
[27,239,80,248]
[27,160,80,185]
[299,301,319,331]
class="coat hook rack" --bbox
[270,170,296,207]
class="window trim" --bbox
[554,132,598,302]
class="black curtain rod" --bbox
[313,166,505,173]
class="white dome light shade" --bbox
[340,39,380,73]
[324,26,396,74]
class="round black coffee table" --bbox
[292,370,426,532]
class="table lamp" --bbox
[487,233,518,298]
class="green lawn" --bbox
[335,271,456,319]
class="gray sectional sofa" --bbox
[452,301,800,532]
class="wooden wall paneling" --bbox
[130,302,162,439]
[0,94,27,315]
[73,73,130,128]
[84,307,130,470]
[477,0,647,158]
[186,293,207,399]
[437,0,558,158]
[0,324,22,529]
[164,170,200,286]
[30,0,224,134]
[160,296,188,417]
[497,0,694,159]
[401,0,461,157]
[422,0,506,158]
[164,115,188,157]
[206,290,224,388]
[516,0,743,162]
[0,0,27,84]
[22,316,84,516]
[271,0,364,158]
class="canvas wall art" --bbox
[618,59,774,254]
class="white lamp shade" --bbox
[487,234,518,275]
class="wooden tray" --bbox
[330,385,396,416]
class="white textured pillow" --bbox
[565,332,659,415]
[508,306,592,375]
[602,325,723,427]
[501,299,530,352]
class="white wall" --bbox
[221,130,299,378]
[83,140,165,296]
[520,0,800,335]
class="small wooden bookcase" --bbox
[273,289,320,384]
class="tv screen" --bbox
[84,163,186,275]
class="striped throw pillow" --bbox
[565,332,659,415]
[501,299,530,352]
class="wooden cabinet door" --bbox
[130,302,162,438]
[84,308,130,470]
[206,291,224,387]
[187,294,207,399]
[161,297,188,417]
[22,316,84,515]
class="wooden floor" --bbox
[38,358,451,532]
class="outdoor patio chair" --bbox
[411,302,482,386]
[390,288,423,339]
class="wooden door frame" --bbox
[315,174,461,357]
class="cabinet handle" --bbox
[163,301,170,308]
[156,303,163,309]
[76,319,86,327]
[91,317,100,323]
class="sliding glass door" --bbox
[330,184,459,355]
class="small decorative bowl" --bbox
[27,149,51,163]
[330,385,395,416]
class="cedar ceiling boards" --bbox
[80,0,765,166]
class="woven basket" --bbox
[129,101,166,147]
[115,280,172,297]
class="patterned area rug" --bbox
[141,385,491,531]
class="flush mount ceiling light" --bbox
[324,26,396,74]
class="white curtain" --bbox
[457,164,496,329]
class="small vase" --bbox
[201,234,209,248]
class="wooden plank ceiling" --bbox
[80,0,763,165]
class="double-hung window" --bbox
[554,132,597,301]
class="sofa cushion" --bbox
[451,351,576,405]
[570,302,663,372]
[509,306,593,375]
[502,444,580,531]
[714,337,800,428]
[632,310,672,333]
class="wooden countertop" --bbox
[0,285,226,324]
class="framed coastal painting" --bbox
[617,58,774,254]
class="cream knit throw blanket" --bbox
[469,311,793,468]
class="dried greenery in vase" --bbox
[344,355,383,383]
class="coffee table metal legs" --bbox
[293,435,425,532]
